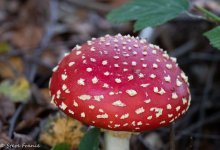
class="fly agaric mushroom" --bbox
[49,34,191,150]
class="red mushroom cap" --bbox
[49,34,191,132]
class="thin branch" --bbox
[65,0,113,13]
[27,0,58,82]
[195,5,220,24]
[189,52,220,62]
[8,103,26,138]
[170,40,197,57]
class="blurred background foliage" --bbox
[0,0,220,150]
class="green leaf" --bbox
[52,143,71,150]
[107,0,189,31]
[204,26,220,50]
[78,127,101,150]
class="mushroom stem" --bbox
[104,132,130,150]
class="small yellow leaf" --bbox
[0,42,10,54]
[0,77,30,102]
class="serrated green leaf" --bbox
[204,26,220,50]
[78,127,101,150]
[52,143,71,150]
[107,0,189,31]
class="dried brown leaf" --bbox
[0,95,15,122]
[21,103,48,121]
[18,0,49,26]
[11,25,43,51]
[3,0,49,51]
[0,56,24,79]
[15,118,40,132]
[39,113,85,149]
